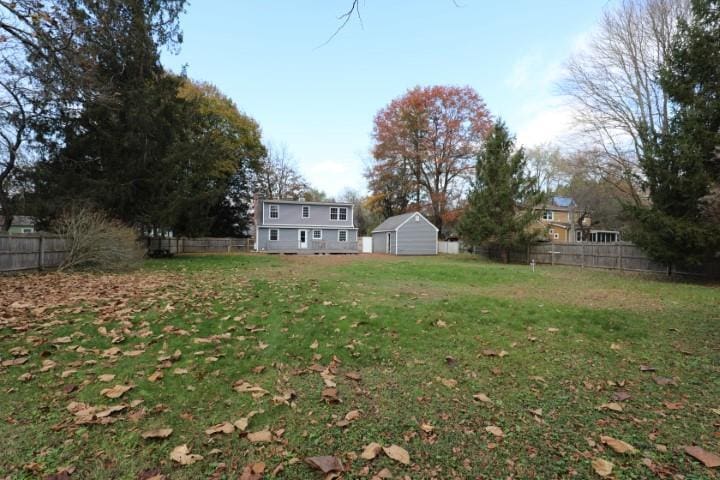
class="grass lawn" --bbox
[1,254,719,479]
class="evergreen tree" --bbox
[459,121,545,262]
[627,0,720,269]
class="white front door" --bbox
[298,230,308,249]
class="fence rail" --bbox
[477,241,720,278]
[146,237,254,255]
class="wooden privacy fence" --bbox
[146,237,254,255]
[478,242,720,278]
[0,234,67,272]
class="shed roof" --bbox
[372,212,438,233]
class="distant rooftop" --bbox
[551,196,576,208]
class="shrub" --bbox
[54,206,144,271]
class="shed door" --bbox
[386,233,392,254]
[298,230,308,249]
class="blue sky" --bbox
[161,0,609,197]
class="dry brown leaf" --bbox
[96,404,128,418]
[233,411,258,432]
[361,442,383,460]
[600,435,636,454]
[2,356,28,367]
[247,429,272,443]
[97,374,115,382]
[473,393,492,403]
[170,444,203,465]
[420,422,434,433]
[141,428,173,439]
[100,384,133,399]
[205,422,235,435]
[39,359,57,372]
[322,387,340,403]
[310,339,319,350]
[485,426,504,437]
[592,458,613,477]
[383,445,410,465]
[239,462,265,480]
[305,456,344,474]
[684,446,720,468]
[148,371,163,382]
[439,377,457,388]
[598,402,623,412]
[233,380,268,398]
[345,410,361,422]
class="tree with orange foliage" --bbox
[367,85,492,235]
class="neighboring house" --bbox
[536,196,620,243]
[254,199,358,253]
[0,215,36,234]
[372,212,438,255]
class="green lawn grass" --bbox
[1,254,719,479]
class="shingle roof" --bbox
[0,215,35,226]
[372,212,419,233]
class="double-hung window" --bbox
[269,229,279,241]
[269,204,279,219]
[330,207,347,221]
[301,205,310,218]
[312,230,322,240]
[338,230,348,242]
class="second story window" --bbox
[301,205,310,218]
[269,204,279,219]
[542,210,553,220]
[330,207,338,220]
[339,207,347,220]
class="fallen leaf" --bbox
[305,456,344,474]
[592,458,613,477]
[383,445,410,465]
[100,384,133,399]
[322,387,340,403]
[361,442,383,460]
[653,376,676,386]
[148,371,163,382]
[170,444,203,465]
[610,343,621,351]
[684,446,720,468]
[247,430,272,443]
[439,378,457,388]
[39,359,57,372]
[473,393,492,403]
[206,422,235,435]
[612,390,631,402]
[239,462,265,480]
[97,374,115,382]
[547,327,559,332]
[96,404,128,418]
[600,435,636,454]
[420,422,434,433]
[233,411,258,432]
[345,410,361,422]
[141,428,173,439]
[639,365,656,372]
[485,426,504,437]
[598,402,623,412]
[664,401,683,410]
[310,340,319,350]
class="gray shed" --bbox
[371,212,438,255]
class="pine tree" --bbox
[627,0,720,269]
[459,121,545,262]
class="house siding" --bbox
[262,202,354,228]
[372,231,396,254]
[396,217,437,255]
[258,227,357,252]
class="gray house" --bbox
[255,199,358,253]
[372,212,438,255]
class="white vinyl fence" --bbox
[438,241,460,254]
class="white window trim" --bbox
[301,205,310,219]
[338,230,348,242]
[338,207,347,221]
[269,229,279,241]
[312,229,322,240]
[269,204,279,219]
[543,210,554,220]
[329,207,338,221]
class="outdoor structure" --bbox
[254,199,358,254]
[371,212,438,255]
[0,215,36,233]
[536,196,620,243]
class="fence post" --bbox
[38,234,45,271]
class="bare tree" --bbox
[255,143,309,200]
[525,144,570,193]
[561,0,690,204]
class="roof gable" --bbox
[372,212,438,233]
